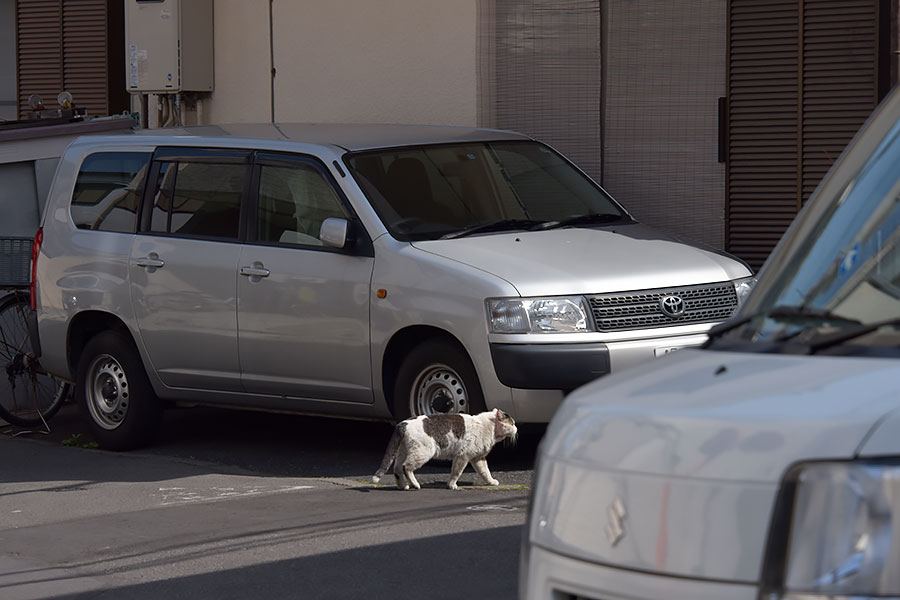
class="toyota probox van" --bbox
[520,89,900,598]
[34,124,752,449]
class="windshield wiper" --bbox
[537,213,632,230]
[806,317,900,353]
[439,219,546,240]
[704,305,863,345]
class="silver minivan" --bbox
[34,124,753,448]
[519,85,900,599]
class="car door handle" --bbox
[135,256,165,269]
[239,266,270,278]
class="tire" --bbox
[76,330,162,450]
[393,339,486,420]
[0,291,70,428]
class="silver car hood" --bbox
[411,225,750,296]
[545,349,900,479]
[533,349,900,582]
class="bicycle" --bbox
[0,237,71,429]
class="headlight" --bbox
[733,276,756,307]
[764,461,900,599]
[487,296,590,333]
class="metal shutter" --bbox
[62,0,109,116]
[16,0,63,115]
[16,0,126,118]
[800,0,879,202]
[727,0,879,270]
[727,1,800,270]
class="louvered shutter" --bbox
[726,0,879,270]
[16,0,126,118]
[63,0,110,116]
[800,1,878,202]
[16,0,63,115]
[726,1,800,270]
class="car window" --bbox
[346,141,625,241]
[257,163,346,246]
[71,152,150,233]
[148,161,246,239]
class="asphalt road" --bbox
[1,401,544,599]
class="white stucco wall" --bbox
[200,0,478,126]
[204,0,272,123]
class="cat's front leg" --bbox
[404,466,422,490]
[472,457,500,486]
[447,457,469,490]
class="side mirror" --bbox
[319,217,349,249]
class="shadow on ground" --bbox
[3,401,545,484]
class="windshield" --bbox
[719,115,900,352]
[345,141,628,241]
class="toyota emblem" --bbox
[660,295,685,318]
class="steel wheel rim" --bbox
[410,363,468,416]
[86,354,129,430]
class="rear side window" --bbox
[71,152,151,232]
[148,161,246,239]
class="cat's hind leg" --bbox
[472,457,500,486]
[393,447,410,490]
[402,444,431,490]
[447,456,469,490]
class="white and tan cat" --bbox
[372,408,518,490]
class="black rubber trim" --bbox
[26,303,41,357]
[489,342,610,391]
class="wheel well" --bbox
[381,325,468,417]
[67,311,132,375]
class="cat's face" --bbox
[492,408,518,440]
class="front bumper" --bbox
[490,343,610,391]
[521,545,757,600]
[490,332,709,392]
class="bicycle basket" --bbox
[0,237,32,287]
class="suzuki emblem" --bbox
[605,497,627,547]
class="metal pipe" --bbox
[269,0,276,123]
[140,94,149,129]
[156,94,164,128]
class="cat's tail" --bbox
[372,422,404,483]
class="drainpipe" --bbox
[269,0,276,123]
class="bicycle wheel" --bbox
[0,291,70,428]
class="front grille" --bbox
[588,282,738,332]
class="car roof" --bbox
[131,122,532,151]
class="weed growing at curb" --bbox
[61,433,99,449]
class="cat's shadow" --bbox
[356,480,490,493]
